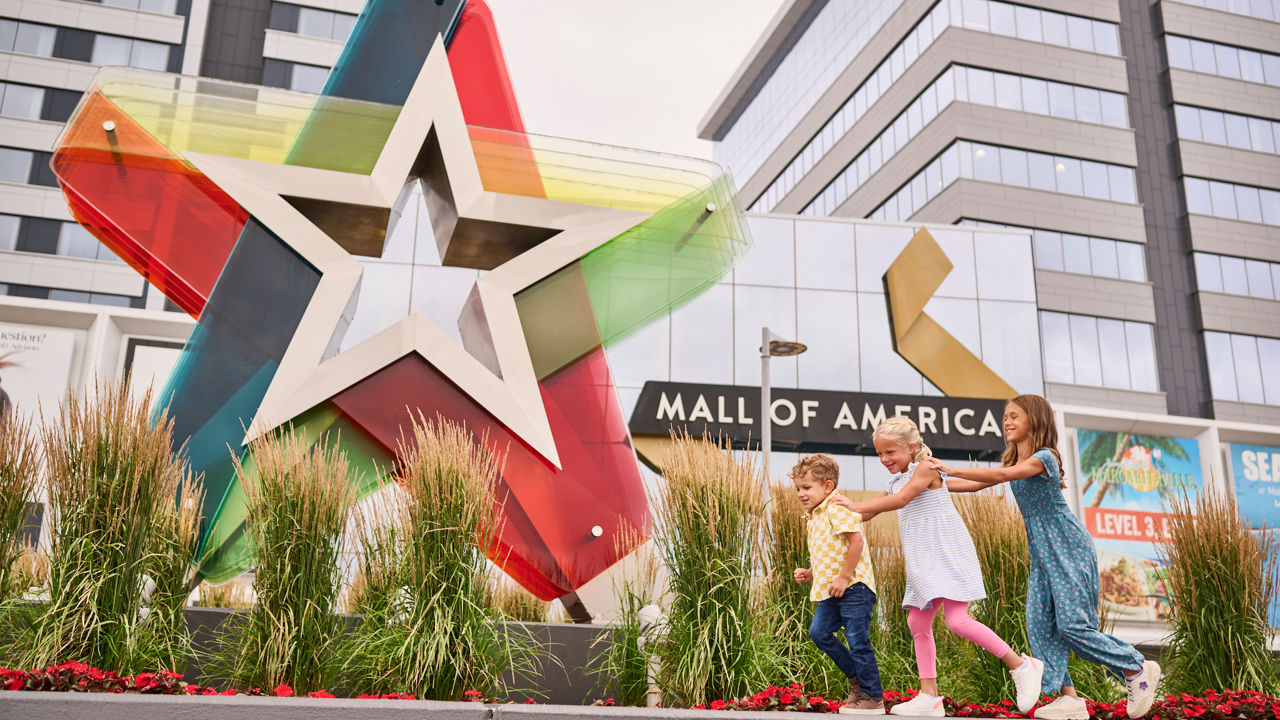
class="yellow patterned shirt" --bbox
[805,492,876,601]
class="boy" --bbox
[791,454,884,715]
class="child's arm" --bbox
[794,567,813,583]
[847,462,941,516]
[944,477,993,494]
[828,490,886,520]
[929,455,1046,487]
[827,530,864,598]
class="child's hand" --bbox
[828,575,850,598]
[794,568,813,583]
[928,458,954,475]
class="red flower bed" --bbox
[0,662,397,699]
[5,664,1280,718]
[693,687,1280,719]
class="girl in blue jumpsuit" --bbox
[931,394,1161,720]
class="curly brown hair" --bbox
[788,453,840,488]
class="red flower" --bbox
[710,700,726,710]
[273,684,294,697]
[220,689,237,696]
[1215,704,1232,714]
[308,690,334,698]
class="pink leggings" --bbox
[907,599,1011,678]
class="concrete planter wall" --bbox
[179,607,616,704]
[0,693,784,720]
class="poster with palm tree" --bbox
[1075,428,1202,621]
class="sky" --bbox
[484,0,785,160]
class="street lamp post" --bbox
[760,327,807,505]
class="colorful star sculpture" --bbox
[49,0,750,603]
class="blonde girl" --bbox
[836,417,1043,717]
[931,395,1160,720]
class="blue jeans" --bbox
[808,582,882,698]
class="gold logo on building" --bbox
[884,227,1017,400]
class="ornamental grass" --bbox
[592,526,659,706]
[0,411,39,601]
[648,434,779,707]
[485,579,548,623]
[343,415,530,700]
[222,427,358,693]
[22,381,194,673]
[1160,489,1280,694]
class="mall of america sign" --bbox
[629,381,1007,459]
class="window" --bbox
[1186,176,1280,226]
[102,0,179,13]
[1203,330,1274,404]
[1167,0,1278,21]
[1195,252,1280,300]
[753,0,1122,214]
[1040,311,1158,391]
[1167,35,1280,88]
[0,82,42,120]
[1174,104,1280,156]
[964,218,1147,280]
[91,35,170,70]
[0,148,32,184]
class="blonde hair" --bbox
[789,453,839,488]
[873,416,932,461]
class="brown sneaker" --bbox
[840,680,885,715]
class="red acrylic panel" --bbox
[51,90,248,317]
[331,349,649,601]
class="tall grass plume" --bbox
[25,380,191,672]
[0,411,39,601]
[343,415,530,700]
[648,434,778,706]
[1160,489,1280,694]
[223,427,358,692]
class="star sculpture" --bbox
[50,0,748,608]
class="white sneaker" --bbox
[1125,660,1161,718]
[1032,695,1088,720]
[890,692,945,717]
[1011,655,1045,713]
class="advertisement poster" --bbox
[1229,443,1280,530]
[1076,429,1203,621]
[0,321,77,425]
[1228,444,1280,626]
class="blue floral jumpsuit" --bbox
[1010,448,1145,693]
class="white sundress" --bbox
[888,461,987,610]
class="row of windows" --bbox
[262,58,329,94]
[0,19,172,71]
[1205,331,1280,406]
[1194,252,1280,300]
[95,0,180,15]
[863,140,1137,222]
[1040,311,1158,392]
[960,219,1147,281]
[953,0,1120,54]
[1175,104,1280,156]
[0,282,140,308]
[1184,177,1280,226]
[1166,35,1280,87]
[0,213,124,262]
[714,0,908,190]
[268,2,358,42]
[0,147,56,187]
[3,82,79,123]
[758,60,1129,213]
[749,0,1122,212]
[1168,0,1280,23]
